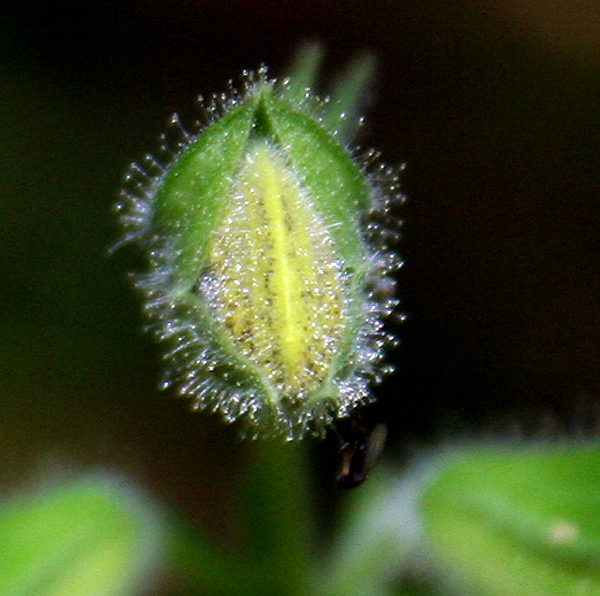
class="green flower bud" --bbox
[115,61,402,438]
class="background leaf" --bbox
[0,475,164,596]
[422,444,600,595]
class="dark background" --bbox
[2,0,600,536]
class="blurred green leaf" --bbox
[421,443,600,595]
[0,475,164,596]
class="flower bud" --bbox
[115,64,401,438]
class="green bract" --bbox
[115,56,401,438]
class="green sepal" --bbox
[322,51,376,143]
[281,42,377,144]
[262,93,372,268]
[281,41,324,107]
[152,93,262,294]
